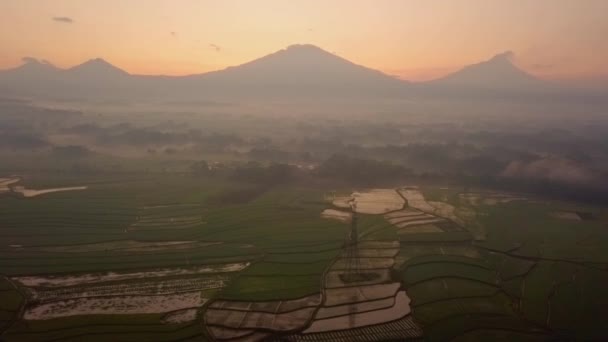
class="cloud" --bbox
[52,16,74,24]
[500,157,602,187]
[209,44,221,52]
[21,57,54,66]
[489,51,514,62]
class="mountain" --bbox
[0,57,134,98]
[0,45,408,100]
[62,58,132,91]
[427,51,548,91]
[197,44,405,90]
[66,58,129,78]
[0,58,61,82]
[0,46,599,103]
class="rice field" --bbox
[1,177,607,341]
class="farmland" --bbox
[1,174,608,341]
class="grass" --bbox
[413,293,515,326]
[402,261,498,286]
[4,173,608,340]
[425,314,546,342]
[220,274,321,301]
[407,278,499,306]
[393,191,608,340]
[476,200,608,262]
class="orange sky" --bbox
[1,0,607,81]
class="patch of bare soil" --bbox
[332,196,354,209]
[24,292,208,320]
[321,209,353,223]
[351,189,405,214]
[399,189,435,212]
[399,188,466,226]
[29,275,228,303]
[14,262,249,287]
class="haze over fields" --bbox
[1,38,607,199]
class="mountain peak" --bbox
[272,44,336,60]
[68,58,128,76]
[84,58,111,65]
[1,57,61,76]
[430,51,544,89]
[284,44,325,52]
[200,44,405,91]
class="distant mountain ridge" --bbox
[428,51,549,90]
[0,45,598,101]
[66,58,129,77]
[198,44,405,88]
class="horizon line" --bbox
[2,44,606,84]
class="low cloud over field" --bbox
[501,157,606,188]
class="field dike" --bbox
[10,240,221,253]
[1,177,88,197]
[0,176,21,193]
[13,186,88,198]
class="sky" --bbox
[0,0,607,81]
